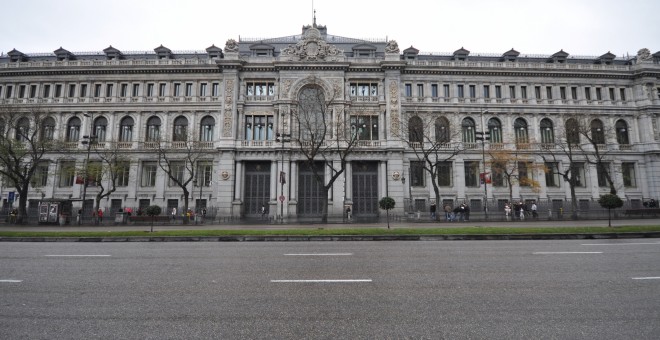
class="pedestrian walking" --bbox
[346,206,352,221]
[444,204,452,221]
[171,207,177,221]
[97,209,103,223]
[531,201,538,220]
[430,203,436,220]
[463,203,470,221]
[261,205,266,220]
[504,203,512,221]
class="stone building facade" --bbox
[1,21,659,220]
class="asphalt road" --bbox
[1,240,659,339]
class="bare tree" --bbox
[86,142,130,217]
[291,78,360,222]
[487,147,542,203]
[0,104,58,224]
[396,109,465,218]
[154,136,207,224]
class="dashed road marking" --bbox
[271,279,372,283]
[0,280,22,283]
[44,255,112,257]
[284,253,353,256]
[632,277,660,280]
[582,242,660,246]
[533,252,603,254]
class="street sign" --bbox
[279,195,285,202]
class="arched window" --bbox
[173,116,188,141]
[41,117,55,141]
[93,116,107,142]
[591,119,605,144]
[514,118,529,145]
[435,117,450,144]
[615,119,629,145]
[409,116,423,145]
[565,118,580,145]
[487,118,502,143]
[119,116,134,142]
[540,118,554,144]
[15,117,30,141]
[461,117,476,143]
[200,116,215,142]
[67,117,81,142]
[146,116,161,142]
[298,85,326,140]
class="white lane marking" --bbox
[284,253,353,256]
[0,280,23,283]
[533,252,603,254]
[632,277,660,280]
[271,279,372,283]
[44,255,112,257]
[582,242,660,246]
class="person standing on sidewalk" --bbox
[531,201,538,220]
[430,203,436,220]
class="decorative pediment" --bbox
[7,48,27,62]
[280,27,343,61]
[550,49,569,63]
[403,46,419,60]
[597,51,616,64]
[103,45,123,60]
[249,43,275,57]
[453,47,470,60]
[154,45,172,59]
[206,44,224,58]
[54,47,75,60]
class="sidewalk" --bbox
[1,217,659,232]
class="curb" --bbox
[2,232,659,242]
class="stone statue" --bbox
[636,48,652,64]
[224,39,239,53]
[385,40,400,54]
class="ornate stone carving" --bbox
[223,79,234,137]
[389,80,400,133]
[224,39,239,53]
[282,79,293,98]
[637,48,652,63]
[281,27,343,61]
[385,40,400,54]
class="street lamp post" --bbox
[475,110,490,220]
[192,178,202,224]
[276,132,291,223]
[80,112,94,225]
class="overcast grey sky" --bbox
[2,0,658,57]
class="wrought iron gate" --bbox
[352,161,378,216]
[298,162,325,216]
[244,162,271,217]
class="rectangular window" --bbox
[59,161,76,187]
[173,83,181,96]
[464,161,479,187]
[415,84,423,97]
[0,85,3,98]
[457,85,464,98]
[350,115,379,141]
[469,85,476,98]
[571,87,578,100]
[43,84,51,98]
[560,87,566,100]
[571,163,586,187]
[619,88,626,101]
[622,162,636,187]
[609,88,615,101]
[495,85,502,98]
[30,85,37,98]
[94,84,102,97]
[491,161,505,187]
[521,86,527,99]
[117,162,130,187]
[19,85,26,98]
[5,85,13,98]
[197,161,213,187]
[199,83,207,97]
[67,84,75,98]
[518,161,532,186]
[212,83,219,96]
[545,162,560,187]
[597,163,610,187]
[437,162,452,187]
[509,85,515,99]
[55,84,62,98]
[33,162,49,187]
[141,162,157,187]
[147,83,154,97]
[483,85,490,98]
[120,84,128,97]
[585,87,591,100]
[185,83,193,97]
[596,87,602,100]
[244,115,274,141]
[404,84,412,97]
[132,84,140,97]
[410,161,425,187]
[106,84,113,97]
[168,161,186,186]
[546,86,553,99]
[159,83,166,97]
[431,84,438,97]
[80,84,87,97]
[534,86,541,99]
[443,84,450,97]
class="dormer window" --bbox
[249,43,274,57]
[452,47,470,61]
[8,49,27,63]
[154,45,172,59]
